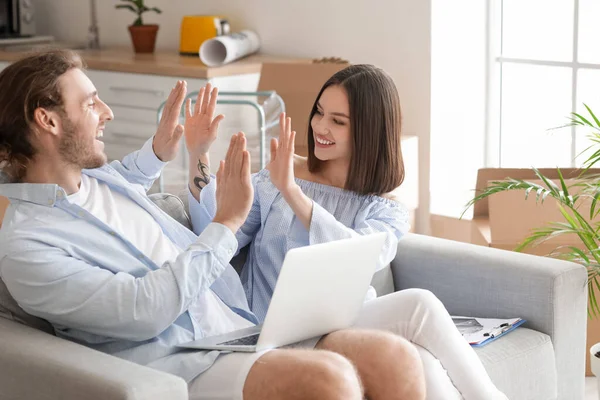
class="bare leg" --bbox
[316,329,426,400]
[243,349,363,400]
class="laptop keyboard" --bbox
[217,333,260,346]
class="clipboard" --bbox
[471,319,526,347]
[452,316,526,347]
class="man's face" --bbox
[56,68,113,169]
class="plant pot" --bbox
[128,24,159,54]
[590,343,600,398]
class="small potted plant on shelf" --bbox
[115,0,162,54]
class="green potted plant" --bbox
[115,0,162,53]
[465,106,600,313]
[464,105,600,386]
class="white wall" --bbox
[430,0,486,219]
[34,0,431,232]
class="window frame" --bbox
[484,0,599,168]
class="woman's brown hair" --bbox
[0,49,84,182]
[307,64,404,195]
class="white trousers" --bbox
[190,289,507,400]
[354,289,507,400]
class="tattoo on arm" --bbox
[193,160,210,191]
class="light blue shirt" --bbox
[189,169,410,322]
[0,138,257,383]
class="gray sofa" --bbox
[0,194,587,400]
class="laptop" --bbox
[177,232,387,352]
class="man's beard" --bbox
[58,114,106,170]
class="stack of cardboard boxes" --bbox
[431,167,600,375]
[432,168,599,255]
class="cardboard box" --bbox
[257,59,349,156]
[0,195,8,227]
[431,167,600,375]
[432,168,600,250]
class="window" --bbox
[430,0,600,218]
[490,0,600,168]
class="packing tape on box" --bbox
[199,30,260,67]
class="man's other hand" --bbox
[184,82,224,157]
[213,132,253,234]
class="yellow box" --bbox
[179,16,229,56]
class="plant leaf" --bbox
[115,4,136,12]
[557,204,600,264]
[585,104,600,128]
[556,168,572,206]
[462,178,559,218]
[567,246,591,264]
[589,187,600,219]
[515,221,585,252]
[593,277,600,317]
[572,112,594,128]
[533,167,561,196]
[582,148,600,171]
[590,278,599,318]
[541,189,551,203]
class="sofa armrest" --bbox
[0,318,188,400]
[391,233,587,399]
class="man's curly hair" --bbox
[0,49,84,182]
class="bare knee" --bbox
[243,350,362,400]
[341,330,426,400]
[375,333,426,400]
[389,333,421,361]
[384,334,424,375]
[310,352,363,400]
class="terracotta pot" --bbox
[128,24,159,53]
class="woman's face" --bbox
[310,85,352,163]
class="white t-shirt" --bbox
[68,175,253,337]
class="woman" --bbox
[191,65,409,320]
[186,66,508,399]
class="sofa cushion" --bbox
[475,327,557,400]
[148,193,192,230]
[371,264,395,296]
[0,278,54,334]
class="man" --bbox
[0,49,426,399]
